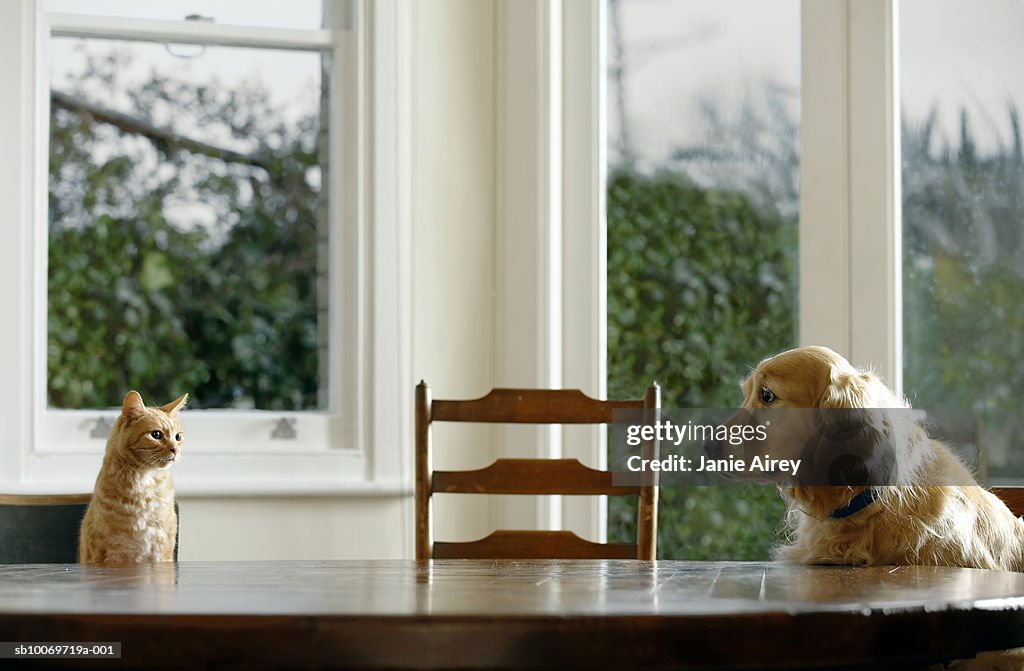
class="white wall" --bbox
[179,0,498,560]
[179,496,408,560]
[410,0,499,545]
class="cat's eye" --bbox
[760,387,777,404]
[174,433,182,442]
[150,430,163,440]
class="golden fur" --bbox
[78,391,187,564]
[731,346,1024,571]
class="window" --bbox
[47,23,327,413]
[0,0,409,493]
[598,0,1024,551]
[901,0,1024,482]
[605,0,799,559]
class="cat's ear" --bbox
[161,393,189,415]
[121,391,146,422]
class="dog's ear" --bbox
[819,369,878,409]
[802,371,897,487]
[801,410,896,487]
[816,368,878,447]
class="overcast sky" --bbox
[902,0,1024,152]
[611,0,1024,167]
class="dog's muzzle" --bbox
[704,437,726,460]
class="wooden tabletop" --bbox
[3,560,1024,670]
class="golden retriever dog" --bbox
[720,345,1024,571]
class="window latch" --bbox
[90,417,114,439]
[271,418,297,440]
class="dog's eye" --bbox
[150,430,163,440]
[760,387,776,404]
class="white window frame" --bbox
[0,0,411,496]
[799,0,902,389]
[494,0,608,541]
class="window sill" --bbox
[13,447,409,498]
[0,478,411,498]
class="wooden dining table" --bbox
[3,559,1024,670]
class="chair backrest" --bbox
[415,382,660,560]
[991,487,1024,517]
[0,494,179,563]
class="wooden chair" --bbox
[415,382,660,560]
[991,487,1024,517]
[0,494,179,563]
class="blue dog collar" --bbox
[829,488,881,519]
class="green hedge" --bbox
[47,60,321,411]
[606,169,796,559]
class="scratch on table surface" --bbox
[648,570,667,596]
[708,566,724,596]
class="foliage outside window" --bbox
[606,170,794,559]
[48,34,327,411]
[901,0,1024,483]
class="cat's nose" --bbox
[170,446,180,456]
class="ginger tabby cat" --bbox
[78,391,187,563]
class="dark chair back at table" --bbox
[0,494,179,563]
[992,487,1024,517]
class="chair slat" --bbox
[433,458,639,496]
[432,530,638,560]
[992,487,1024,517]
[431,388,643,424]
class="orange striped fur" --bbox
[78,391,187,563]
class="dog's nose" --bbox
[704,438,725,459]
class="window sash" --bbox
[47,12,342,50]
[41,12,348,445]
[0,0,411,495]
